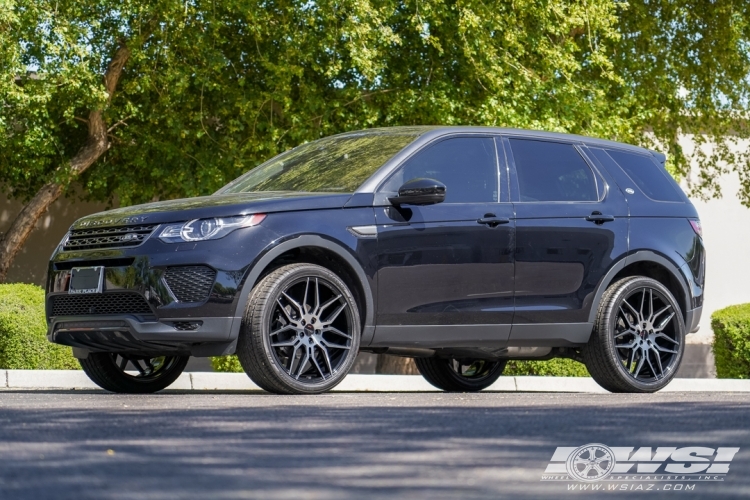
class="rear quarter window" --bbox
[508,138,599,202]
[602,149,685,202]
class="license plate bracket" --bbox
[69,266,104,294]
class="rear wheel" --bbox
[583,276,685,393]
[236,263,361,394]
[415,357,507,392]
[80,353,189,393]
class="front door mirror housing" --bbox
[388,178,446,206]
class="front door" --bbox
[503,136,629,346]
[371,136,515,348]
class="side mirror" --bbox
[388,178,446,207]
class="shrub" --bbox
[504,358,590,377]
[711,303,750,379]
[0,284,79,369]
[210,355,243,372]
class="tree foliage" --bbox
[1,1,750,273]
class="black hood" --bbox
[71,192,352,229]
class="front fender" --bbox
[227,234,376,348]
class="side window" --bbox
[509,139,598,202]
[603,149,684,202]
[380,137,498,203]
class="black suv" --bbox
[46,127,704,394]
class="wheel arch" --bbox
[228,235,375,345]
[587,251,691,324]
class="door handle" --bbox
[477,214,510,227]
[585,211,615,225]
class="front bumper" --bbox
[685,305,703,334]
[48,316,237,357]
[46,224,279,355]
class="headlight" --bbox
[159,214,266,243]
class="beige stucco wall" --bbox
[0,195,109,284]
[681,136,750,344]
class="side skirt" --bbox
[369,322,593,349]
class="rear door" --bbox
[503,137,629,346]
[371,135,515,348]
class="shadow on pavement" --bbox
[0,392,747,499]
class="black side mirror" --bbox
[388,178,446,207]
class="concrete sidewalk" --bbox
[1,370,749,392]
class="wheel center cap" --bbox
[304,324,315,336]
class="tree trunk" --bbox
[0,45,130,283]
[375,354,419,375]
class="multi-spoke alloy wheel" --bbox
[613,287,681,381]
[415,357,507,392]
[583,276,685,393]
[236,263,361,394]
[79,352,189,393]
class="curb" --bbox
[1,370,749,392]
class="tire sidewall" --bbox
[253,265,361,394]
[81,353,189,393]
[604,278,686,392]
[416,357,506,392]
[443,358,506,390]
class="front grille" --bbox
[164,266,216,302]
[49,293,153,317]
[63,225,157,251]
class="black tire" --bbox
[80,353,189,393]
[583,276,686,393]
[236,263,361,394]
[415,357,507,392]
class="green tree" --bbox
[1,0,749,281]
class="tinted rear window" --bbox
[509,139,598,202]
[604,149,684,202]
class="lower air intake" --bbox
[50,293,154,317]
[163,266,216,303]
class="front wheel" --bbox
[236,263,361,394]
[80,353,189,393]
[415,357,507,392]
[582,276,686,393]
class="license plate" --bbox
[69,266,104,294]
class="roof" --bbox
[354,126,667,193]
[337,125,664,162]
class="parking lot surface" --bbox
[0,391,747,499]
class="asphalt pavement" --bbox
[0,391,748,499]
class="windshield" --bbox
[218,131,421,194]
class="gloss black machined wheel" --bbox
[415,357,507,392]
[236,263,361,394]
[79,353,189,393]
[583,276,685,393]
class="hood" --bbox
[71,192,352,229]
